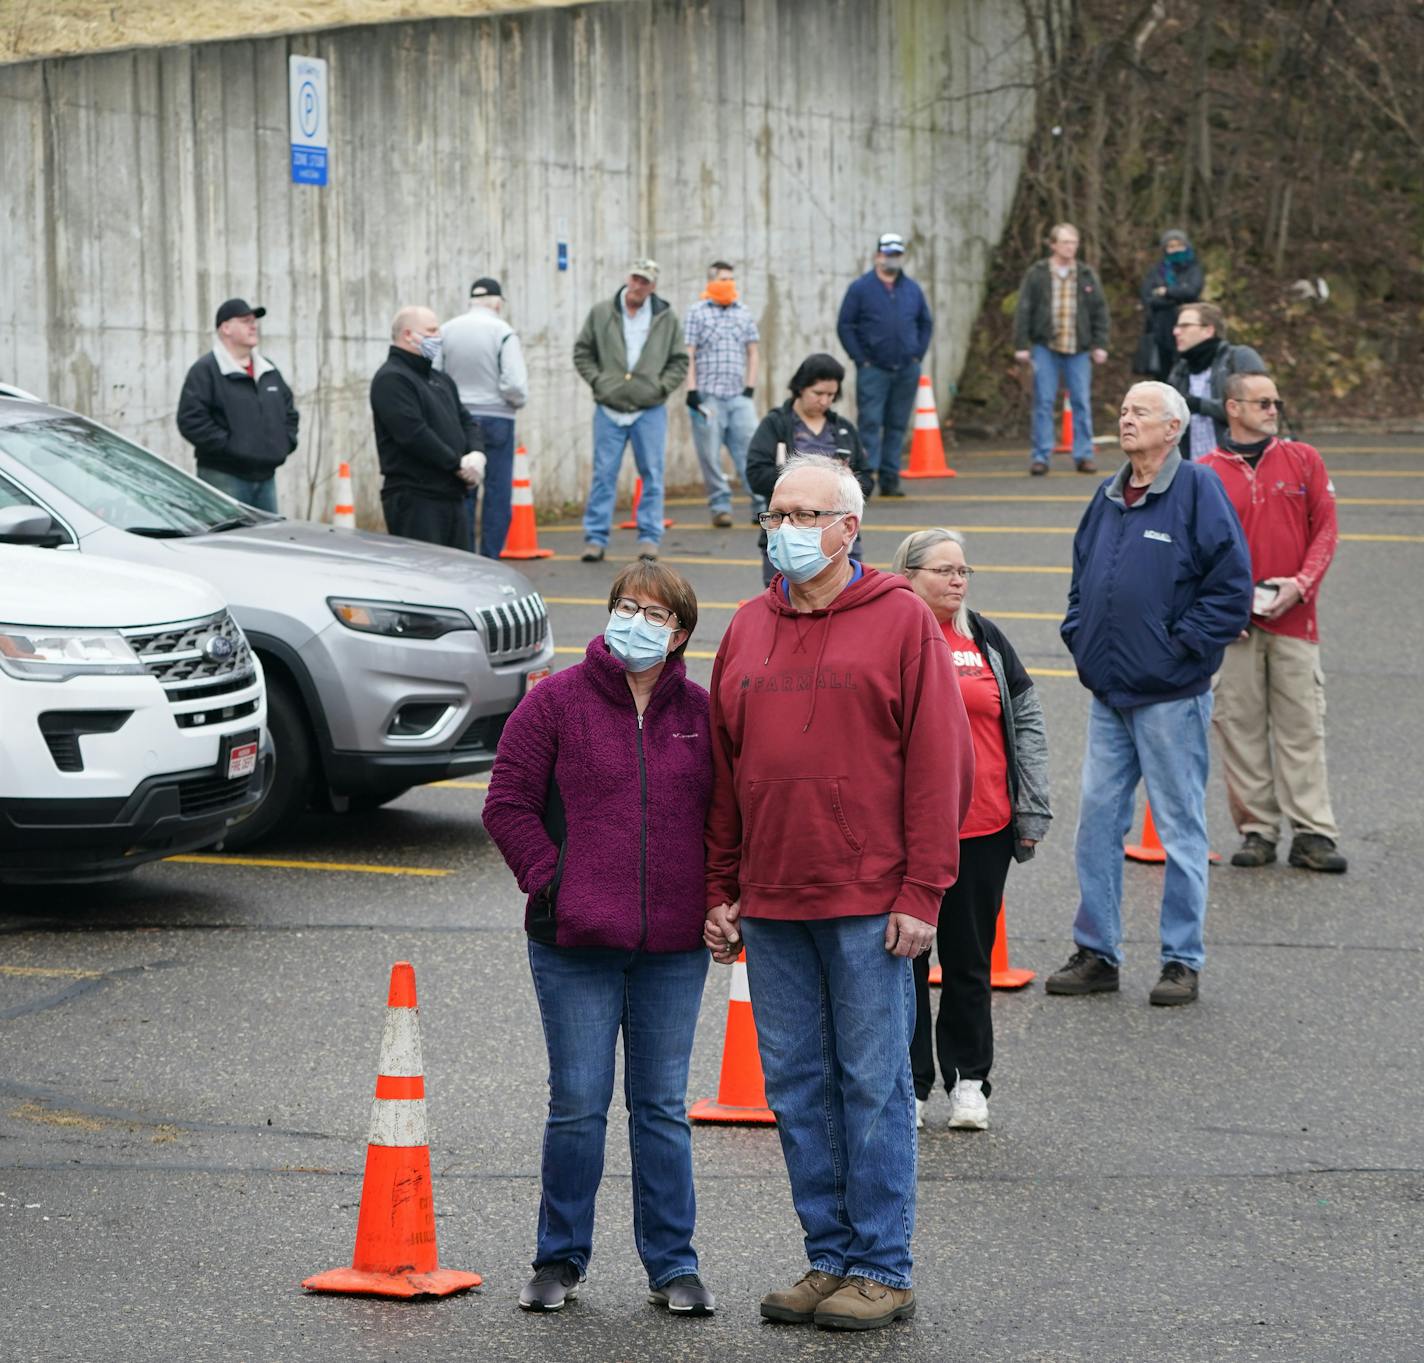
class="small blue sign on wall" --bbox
[289,55,329,186]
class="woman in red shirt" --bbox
[892,529,1053,1131]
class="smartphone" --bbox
[1252,581,1280,616]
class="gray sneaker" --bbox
[1149,961,1200,1006]
[580,542,605,563]
[519,1260,583,1311]
[1045,948,1120,995]
[635,539,660,561]
[649,1273,716,1315]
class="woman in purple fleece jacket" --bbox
[482,562,716,1317]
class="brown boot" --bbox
[759,1270,845,1324]
[813,1275,916,1330]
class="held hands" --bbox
[884,912,933,959]
[458,451,487,487]
[1091,348,1108,365]
[1261,576,1304,620]
[705,901,743,964]
[1013,349,1031,365]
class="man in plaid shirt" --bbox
[685,261,761,527]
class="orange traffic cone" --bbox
[926,900,1034,990]
[302,962,481,1299]
[500,445,553,560]
[619,477,675,530]
[688,950,775,1124]
[901,374,957,479]
[332,461,356,529]
[1125,801,1221,865]
[1053,394,1073,453]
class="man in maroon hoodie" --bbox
[703,454,973,1331]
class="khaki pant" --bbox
[1211,627,1339,842]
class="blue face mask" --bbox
[768,518,847,584]
[417,333,443,364]
[604,611,673,673]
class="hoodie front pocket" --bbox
[743,776,864,887]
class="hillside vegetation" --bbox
[954,0,1424,438]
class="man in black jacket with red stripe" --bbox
[177,298,299,513]
[370,306,486,549]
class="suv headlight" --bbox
[0,626,146,681]
[327,598,475,640]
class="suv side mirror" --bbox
[0,504,63,546]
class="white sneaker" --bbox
[947,1079,988,1131]
[915,1097,926,1130]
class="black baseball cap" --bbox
[470,278,502,298]
[215,298,266,326]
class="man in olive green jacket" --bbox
[573,259,688,560]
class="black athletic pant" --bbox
[382,487,471,551]
[911,824,1016,1101]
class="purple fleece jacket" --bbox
[482,636,712,952]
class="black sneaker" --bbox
[1149,961,1199,1007]
[1288,833,1348,873]
[879,486,906,498]
[519,1260,583,1311]
[1045,948,1120,995]
[1231,833,1278,868]
[649,1273,716,1315]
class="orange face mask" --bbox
[702,279,738,306]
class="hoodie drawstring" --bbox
[801,615,834,732]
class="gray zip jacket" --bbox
[967,609,1052,860]
[440,305,529,420]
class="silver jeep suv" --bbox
[0,395,552,846]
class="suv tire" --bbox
[221,677,313,850]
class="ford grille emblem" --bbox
[201,633,236,662]
[499,584,517,596]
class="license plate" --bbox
[221,729,260,781]
[524,668,551,692]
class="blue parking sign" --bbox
[289,56,329,186]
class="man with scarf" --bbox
[1138,229,1204,381]
[684,261,761,528]
[1166,302,1265,458]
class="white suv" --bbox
[0,539,269,883]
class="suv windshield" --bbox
[0,417,267,535]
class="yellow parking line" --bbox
[166,854,448,877]
[0,964,104,980]
[435,780,489,789]
[1338,532,1424,543]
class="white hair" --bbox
[775,453,865,522]
[1129,380,1190,448]
[891,528,971,634]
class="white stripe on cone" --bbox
[367,1097,429,1148]
[377,1007,423,1076]
[729,958,751,1004]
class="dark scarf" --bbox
[1180,335,1222,373]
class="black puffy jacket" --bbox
[177,350,298,479]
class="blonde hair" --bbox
[891,528,971,635]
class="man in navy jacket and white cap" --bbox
[1049,380,1251,1007]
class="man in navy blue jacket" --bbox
[1049,381,1251,1006]
[836,233,933,497]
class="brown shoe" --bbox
[1029,461,1049,476]
[814,1275,915,1331]
[712,511,735,528]
[1076,458,1098,473]
[760,1270,845,1324]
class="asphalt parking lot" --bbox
[3,436,1421,1362]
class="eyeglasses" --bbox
[757,509,848,531]
[1230,397,1284,411]
[611,597,677,628]
[911,565,975,580]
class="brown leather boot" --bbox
[759,1269,845,1324]
[813,1275,916,1330]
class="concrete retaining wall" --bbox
[0,0,1041,524]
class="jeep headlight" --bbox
[0,626,145,681]
[327,598,474,640]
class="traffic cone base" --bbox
[500,444,553,559]
[619,477,675,529]
[690,953,775,1125]
[901,374,958,479]
[302,962,480,1299]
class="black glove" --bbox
[686,389,702,412]
[742,386,755,399]
[1184,393,1202,414]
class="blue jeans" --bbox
[582,405,668,547]
[526,941,709,1287]
[1073,694,1214,971]
[856,362,920,491]
[689,394,758,516]
[196,465,278,513]
[741,914,918,1289]
[462,413,515,558]
[1030,345,1095,466]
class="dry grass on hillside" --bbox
[0,0,575,63]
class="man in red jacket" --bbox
[703,454,973,1331]
[1199,372,1347,872]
